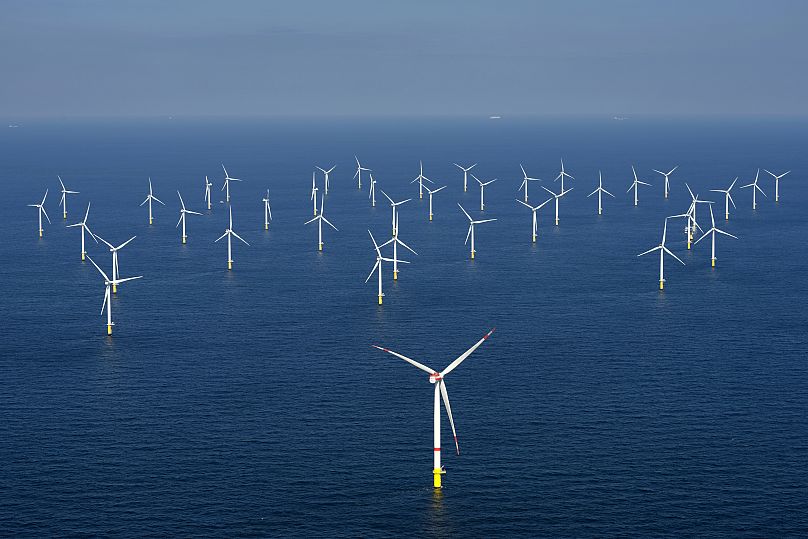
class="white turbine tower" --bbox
[380,213,417,280]
[365,230,405,305]
[215,206,249,270]
[262,189,273,230]
[381,190,412,235]
[652,166,678,199]
[66,202,97,260]
[516,198,553,243]
[472,174,496,211]
[176,191,202,244]
[741,169,766,210]
[763,169,790,202]
[709,178,738,221]
[424,185,446,221]
[354,156,370,189]
[627,166,651,206]
[540,185,573,226]
[28,189,50,238]
[310,171,319,216]
[58,176,79,219]
[221,163,242,203]
[453,163,476,192]
[304,192,338,252]
[518,164,542,203]
[694,205,738,267]
[204,175,213,210]
[638,215,687,290]
[372,328,495,488]
[368,172,377,207]
[458,203,496,259]
[86,255,141,336]
[555,158,575,191]
[95,235,137,294]
[140,178,164,224]
[316,165,336,195]
[587,171,615,215]
[411,160,434,199]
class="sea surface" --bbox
[2,117,807,537]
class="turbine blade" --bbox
[372,345,436,375]
[440,328,495,377]
[440,381,460,456]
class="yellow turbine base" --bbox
[429,215,433,221]
[659,280,664,290]
[228,261,232,270]
[112,284,117,294]
[471,251,475,260]
[39,230,43,238]
[393,271,398,281]
[107,324,112,336]
[265,224,268,230]
[318,243,323,252]
[378,295,383,305]
[63,213,67,219]
[687,242,691,250]
[81,252,86,261]
[420,193,423,199]
[712,259,716,267]
[314,210,317,216]
[555,219,559,226]
[149,218,153,225]
[182,237,186,244]
[433,467,445,488]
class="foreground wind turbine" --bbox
[304,192,337,251]
[215,206,249,270]
[454,163,476,192]
[540,185,573,226]
[365,230,405,304]
[516,198,553,243]
[86,255,141,336]
[458,203,496,259]
[372,328,495,488]
[424,185,446,221]
[637,215,687,290]
[310,172,319,216]
[262,189,273,230]
[58,176,79,219]
[652,166,678,198]
[694,205,738,267]
[587,171,614,215]
[204,175,213,210]
[709,178,738,220]
[411,161,434,199]
[221,163,242,203]
[381,190,412,235]
[354,156,370,189]
[140,178,164,224]
[316,165,336,195]
[741,169,766,210]
[627,166,651,206]
[518,164,542,203]
[28,189,50,238]
[472,174,496,211]
[380,213,417,280]
[764,169,790,202]
[96,235,136,293]
[368,172,377,207]
[555,158,575,191]
[176,191,202,243]
[66,202,97,260]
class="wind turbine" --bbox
[221,163,242,203]
[381,190,412,235]
[262,189,273,230]
[763,169,790,202]
[626,166,651,206]
[380,213,417,280]
[95,235,137,294]
[368,172,377,207]
[540,185,573,226]
[204,175,213,210]
[28,189,50,238]
[66,202,97,260]
[176,191,202,243]
[372,328,495,488]
[140,178,164,224]
[458,203,496,259]
[684,184,712,249]
[304,192,338,251]
[354,156,370,189]
[86,255,141,336]
[652,166,678,198]
[453,163,476,192]
[366,229,407,304]
[411,161,434,199]
[310,171,319,216]
[516,198,553,243]
[424,185,446,221]
[694,205,738,267]
[587,171,614,215]
[709,178,738,221]
[316,165,336,195]
[518,164,542,203]
[472,174,496,211]
[741,169,766,210]
[215,206,249,270]
[57,176,79,219]
[637,215,687,290]
[554,158,575,191]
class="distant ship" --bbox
[8,124,20,128]
[612,116,629,121]
[489,115,501,120]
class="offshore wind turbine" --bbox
[709,178,738,220]
[518,164,542,203]
[176,191,202,243]
[368,172,377,207]
[626,166,651,206]
[694,205,738,267]
[453,163,476,192]
[458,203,496,259]
[28,189,50,238]
[140,178,164,224]
[741,169,766,210]
[262,189,273,230]
[316,165,336,195]
[652,166,678,198]
[381,190,412,235]
[540,185,573,226]
[554,158,574,191]
[204,175,213,210]
[86,255,141,336]
[354,156,370,189]
[683,184,712,249]
[221,163,242,203]
[372,328,495,488]
[424,185,446,221]
[66,202,97,260]
[516,198,553,243]
[587,171,614,215]
[637,215,687,290]
[472,174,496,211]
[380,213,417,280]
[411,161,434,199]
[57,176,79,219]
[304,192,338,251]
[310,171,319,216]
[96,234,136,293]
[365,230,405,304]
[764,169,790,202]
[215,206,249,270]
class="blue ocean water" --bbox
[2,117,807,537]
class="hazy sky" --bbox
[2,0,806,117]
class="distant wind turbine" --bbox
[694,205,738,267]
[554,159,574,191]
[365,230,405,305]
[637,214,688,290]
[310,172,319,216]
[381,190,412,235]
[424,185,447,221]
[140,178,164,224]
[262,189,273,230]
[176,191,202,243]
[652,166,678,199]
[28,189,50,238]
[741,169,766,210]
[86,255,142,336]
[626,166,651,206]
[204,175,213,210]
[709,178,738,221]
[316,165,336,195]
[58,176,79,219]
[215,206,249,270]
[540,185,573,226]
[458,203,496,259]
[66,201,97,260]
[354,156,370,190]
[587,171,614,215]
[95,234,137,294]
[472,174,496,211]
[221,164,242,203]
[763,169,790,202]
[516,198,553,243]
[411,161,434,199]
[304,192,337,251]
[518,164,542,203]
[453,163,476,192]
[368,172,377,207]
[380,213,417,280]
